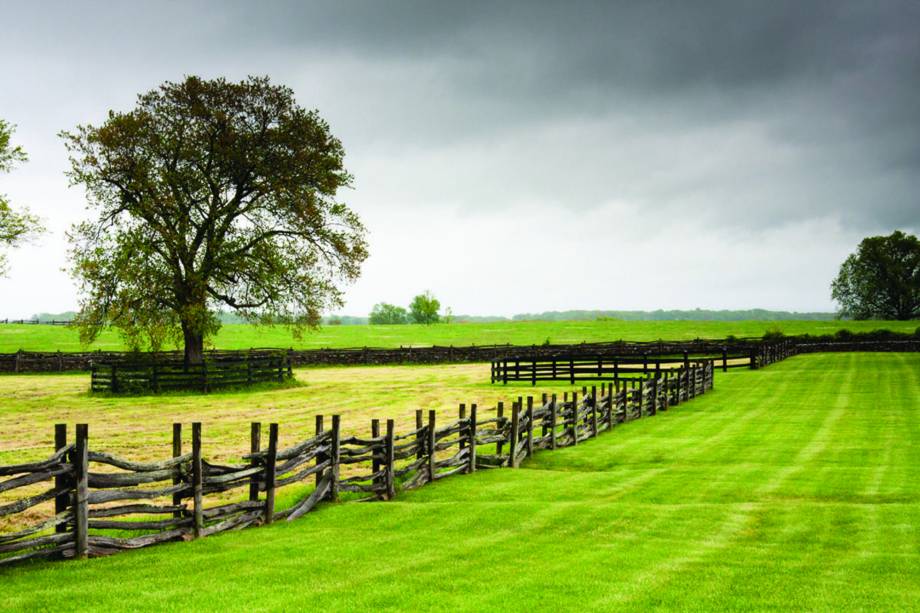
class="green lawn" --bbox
[0,319,917,352]
[1,353,917,611]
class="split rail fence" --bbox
[0,363,714,567]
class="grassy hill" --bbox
[2,353,917,610]
[0,319,917,353]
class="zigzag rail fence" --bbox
[0,362,725,567]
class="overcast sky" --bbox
[0,0,917,318]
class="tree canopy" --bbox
[0,119,43,276]
[369,303,408,325]
[62,76,367,363]
[409,291,440,324]
[831,230,920,320]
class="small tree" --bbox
[831,230,920,320]
[409,291,440,324]
[62,76,368,365]
[0,120,43,276]
[369,302,408,325]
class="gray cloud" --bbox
[0,1,917,316]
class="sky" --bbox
[0,0,917,318]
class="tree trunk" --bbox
[182,324,205,369]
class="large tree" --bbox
[0,119,43,276]
[831,230,920,320]
[62,76,368,364]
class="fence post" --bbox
[314,415,325,487]
[264,424,278,523]
[371,419,381,495]
[54,424,68,535]
[550,394,558,449]
[590,386,598,436]
[607,383,615,428]
[427,410,436,482]
[385,419,396,500]
[173,423,184,519]
[249,423,261,501]
[502,360,508,385]
[458,404,466,454]
[73,423,89,559]
[639,380,646,417]
[683,350,689,370]
[722,348,728,372]
[569,359,575,385]
[415,409,424,461]
[531,359,536,386]
[509,403,520,467]
[468,404,477,473]
[525,397,534,458]
[495,402,505,457]
[329,415,340,501]
[192,422,203,538]
[571,391,579,445]
[541,392,549,438]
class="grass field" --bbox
[0,319,917,352]
[1,353,917,611]
[0,363,536,466]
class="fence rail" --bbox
[0,363,715,567]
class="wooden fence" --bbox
[90,353,293,393]
[492,340,794,385]
[0,319,71,325]
[0,363,714,567]
[0,339,767,373]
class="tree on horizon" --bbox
[831,230,920,320]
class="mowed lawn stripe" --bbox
[0,353,917,611]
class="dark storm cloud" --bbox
[199,0,919,228]
[1,0,918,316]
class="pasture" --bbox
[1,352,918,611]
[0,318,917,353]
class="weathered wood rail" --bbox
[0,363,714,567]
[90,352,292,393]
[492,340,794,384]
